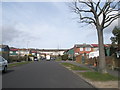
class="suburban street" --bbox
[1,1,119,90]
[2,61,95,88]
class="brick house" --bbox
[10,48,19,56]
[74,44,94,56]
[74,44,109,56]
[10,48,30,56]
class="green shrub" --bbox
[61,54,68,60]
[9,56,27,62]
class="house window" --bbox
[0,48,1,51]
[80,48,83,51]
[85,47,91,51]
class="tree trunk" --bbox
[97,28,107,73]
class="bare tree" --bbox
[70,0,120,73]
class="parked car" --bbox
[34,57,38,61]
[50,57,55,60]
[0,56,8,73]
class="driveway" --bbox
[2,60,96,88]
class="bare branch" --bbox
[98,1,111,16]
[106,9,119,15]
[105,14,120,23]
[81,17,96,24]
[104,15,119,28]
[105,14,118,21]
[104,2,111,14]
[70,0,119,30]
[73,1,97,25]
[105,1,119,14]
[74,3,91,13]
[95,0,101,12]
[78,0,92,8]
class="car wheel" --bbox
[3,66,7,73]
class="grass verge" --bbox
[61,63,90,70]
[79,72,119,81]
[61,63,119,82]
[8,61,32,68]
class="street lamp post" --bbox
[27,41,30,61]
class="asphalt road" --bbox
[2,60,96,88]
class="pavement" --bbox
[62,61,119,77]
[2,60,96,88]
[60,61,119,89]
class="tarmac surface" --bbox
[2,60,96,88]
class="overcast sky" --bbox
[1,1,118,49]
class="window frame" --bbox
[80,48,83,51]
[85,47,91,51]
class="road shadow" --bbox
[2,70,14,75]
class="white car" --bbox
[0,56,8,73]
